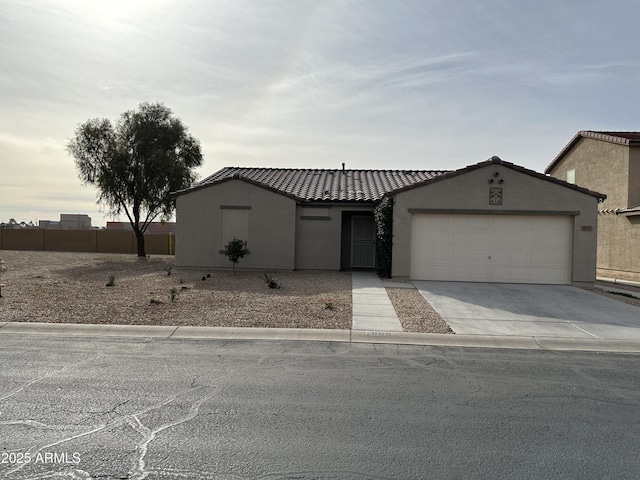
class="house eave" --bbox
[546,130,640,173]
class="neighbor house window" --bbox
[221,206,249,245]
[566,169,576,184]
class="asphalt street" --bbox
[1,335,640,479]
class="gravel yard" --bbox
[0,251,351,329]
[386,287,453,334]
[5,250,631,335]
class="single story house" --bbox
[172,157,605,285]
[545,131,640,282]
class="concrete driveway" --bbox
[413,281,640,340]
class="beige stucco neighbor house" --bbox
[172,157,604,285]
[546,131,640,282]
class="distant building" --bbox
[0,219,37,229]
[39,214,92,230]
[106,221,175,235]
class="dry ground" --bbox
[4,251,633,334]
[0,251,351,329]
[585,281,640,309]
[387,288,453,334]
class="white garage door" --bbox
[410,214,572,284]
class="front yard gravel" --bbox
[386,287,453,334]
[0,251,351,329]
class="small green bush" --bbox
[169,287,179,302]
[224,238,250,274]
[106,275,115,287]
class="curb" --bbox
[1,322,640,353]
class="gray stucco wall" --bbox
[175,180,296,269]
[391,163,599,284]
[294,204,375,270]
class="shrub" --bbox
[263,273,281,289]
[224,238,250,275]
[169,287,179,302]
[374,197,393,278]
[106,275,115,287]
[324,299,335,311]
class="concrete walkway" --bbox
[352,271,403,332]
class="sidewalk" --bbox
[351,271,403,332]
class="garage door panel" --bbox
[467,248,488,263]
[467,266,490,281]
[506,232,529,246]
[468,216,490,229]
[427,231,450,244]
[411,214,571,284]
[507,249,530,266]
[489,250,509,264]
[412,248,432,264]
[470,232,491,244]
[431,248,452,263]
[452,249,471,263]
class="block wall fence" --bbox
[0,229,175,255]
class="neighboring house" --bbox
[546,131,640,282]
[39,214,92,230]
[172,157,604,285]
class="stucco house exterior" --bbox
[172,157,604,285]
[546,131,640,282]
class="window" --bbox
[221,207,249,245]
[566,169,575,184]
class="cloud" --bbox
[3,0,640,225]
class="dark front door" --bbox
[351,215,376,268]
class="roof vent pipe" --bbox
[342,162,345,172]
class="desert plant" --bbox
[169,287,179,302]
[323,298,335,311]
[165,266,172,276]
[106,275,115,287]
[263,273,281,289]
[224,238,250,275]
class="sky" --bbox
[1,0,640,227]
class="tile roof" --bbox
[172,157,606,202]
[175,166,450,202]
[546,130,640,173]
